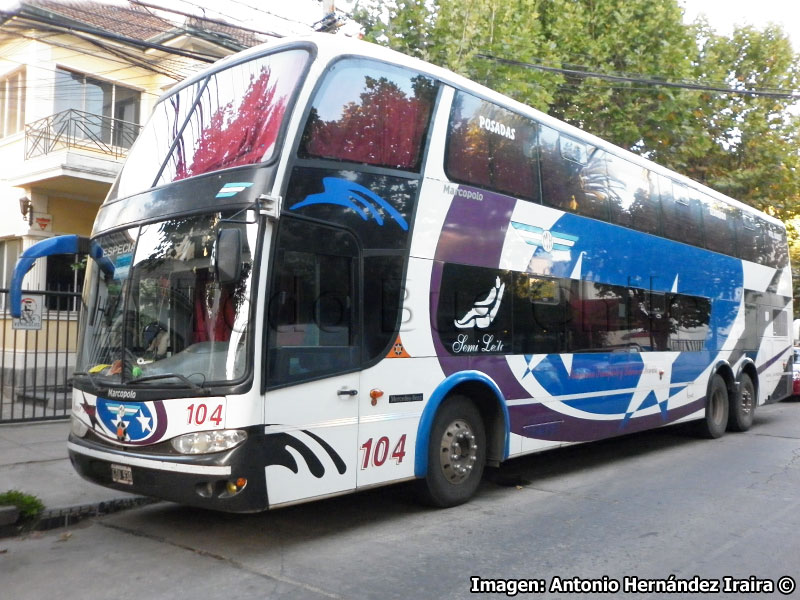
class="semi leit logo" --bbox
[454,276,505,329]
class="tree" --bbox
[673,23,800,224]
[353,0,800,312]
[354,0,800,223]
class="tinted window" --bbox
[764,223,789,268]
[439,265,711,355]
[285,167,417,250]
[567,282,653,352]
[773,308,788,337]
[158,50,308,185]
[437,263,512,355]
[300,59,438,171]
[702,198,736,255]
[267,219,359,386]
[115,49,308,199]
[605,154,658,233]
[363,255,404,361]
[512,275,568,354]
[667,293,710,352]
[445,92,540,201]
[662,183,703,247]
[567,281,624,352]
[540,126,608,221]
[735,212,762,263]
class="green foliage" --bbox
[677,24,800,225]
[354,0,800,316]
[0,490,45,521]
[353,0,800,226]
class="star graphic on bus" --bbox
[136,409,152,433]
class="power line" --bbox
[476,53,800,100]
[127,0,284,40]
[225,0,317,30]
[1,8,219,63]
[1,27,194,83]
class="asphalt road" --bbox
[3,399,799,600]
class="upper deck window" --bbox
[445,92,540,201]
[299,59,438,171]
[113,48,309,200]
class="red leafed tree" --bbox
[305,76,435,169]
[175,66,289,180]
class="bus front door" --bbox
[263,217,362,506]
[263,372,360,507]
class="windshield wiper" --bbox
[73,370,101,392]
[127,372,209,394]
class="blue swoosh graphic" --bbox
[290,177,409,230]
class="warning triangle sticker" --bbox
[386,335,411,358]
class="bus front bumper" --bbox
[67,433,268,513]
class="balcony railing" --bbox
[25,109,142,160]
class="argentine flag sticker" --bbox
[216,182,254,198]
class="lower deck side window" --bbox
[436,263,712,356]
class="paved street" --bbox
[2,399,799,600]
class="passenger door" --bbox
[264,218,361,506]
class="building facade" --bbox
[0,0,270,298]
[0,0,272,412]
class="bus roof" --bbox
[159,33,784,229]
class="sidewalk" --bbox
[0,420,155,535]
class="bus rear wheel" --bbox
[728,372,755,432]
[698,374,729,439]
[419,396,486,508]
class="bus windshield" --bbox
[76,211,257,389]
[110,47,309,201]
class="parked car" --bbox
[793,348,800,396]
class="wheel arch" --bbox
[711,359,736,398]
[415,371,510,478]
[736,359,759,400]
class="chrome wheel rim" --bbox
[439,419,478,484]
[740,386,753,416]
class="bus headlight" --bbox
[171,430,247,454]
[71,415,89,438]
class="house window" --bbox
[54,68,141,149]
[1,69,26,138]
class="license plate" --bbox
[111,464,133,485]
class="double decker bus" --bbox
[11,34,792,511]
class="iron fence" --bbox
[0,288,82,423]
[25,109,141,160]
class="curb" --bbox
[0,496,160,539]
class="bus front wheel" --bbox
[728,373,755,432]
[698,374,729,439]
[419,396,486,507]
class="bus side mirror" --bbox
[216,228,242,285]
[9,234,92,318]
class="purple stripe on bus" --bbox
[508,397,704,443]
[433,185,516,268]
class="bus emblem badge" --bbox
[96,399,159,444]
[541,230,554,253]
[510,222,578,254]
